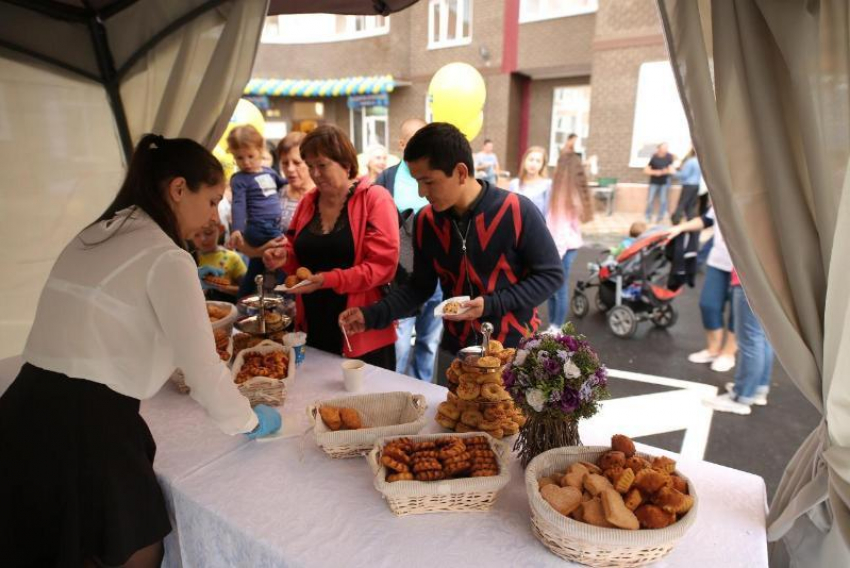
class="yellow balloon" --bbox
[429,63,486,129]
[214,98,266,177]
[458,112,483,142]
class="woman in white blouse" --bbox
[0,134,281,567]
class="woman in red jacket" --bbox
[264,125,400,369]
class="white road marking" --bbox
[579,368,717,460]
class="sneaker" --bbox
[725,382,768,406]
[545,325,560,335]
[688,349,718,364]
[703,393,752,415]
[710,355,736,373]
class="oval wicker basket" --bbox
[525,446,698,567]
[367,432,512,516]
[231,340,295,407]
[307,392,429,458]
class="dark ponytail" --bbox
[91,134,224,247]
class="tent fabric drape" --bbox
[656,1,850,566]
[0,0,268,360]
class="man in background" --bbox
[474,138,500,185]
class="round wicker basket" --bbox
[525,446,698,567]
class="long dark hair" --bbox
[91,134,223,247]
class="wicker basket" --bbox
[308,392,428,459]
[367,432,512,516]
[525,446,698,567]
[207,301,239,335]
[231,340,296,407]
[169,336,233,394]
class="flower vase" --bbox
[514,411,581,468]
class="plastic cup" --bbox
[283,332,307,366]
[341,360,365,392]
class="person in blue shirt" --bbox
[376,118,444,382]
[225,125,286,298]
[672,148,702,224]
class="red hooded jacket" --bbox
[282,177,399,357]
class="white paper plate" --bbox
[433,296,471,317]
[274,279,311,293]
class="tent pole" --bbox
[87,15,134,162]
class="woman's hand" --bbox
[443,297,485,321]
[228,230,244,250]
[339,308,366,335]
[287,273,324,295]
[263,242,288,270]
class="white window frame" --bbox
[349,106,390,153]
[548,85,591,166]
[519,0,598,24]
[428,0,473,50]
[261,14,390,44]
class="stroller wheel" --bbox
[571,292,589,318]
[608,306,638,338]
[652,303,678,328]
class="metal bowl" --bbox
[234,313,291,336]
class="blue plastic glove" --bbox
[198,266,225,290]
[246,404,282,440]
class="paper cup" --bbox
[341,360,365,392]
[283,332,307,366]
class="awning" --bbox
[244,75,396,97]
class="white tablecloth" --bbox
[0,351,769,567]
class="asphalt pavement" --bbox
[542,246,821,500]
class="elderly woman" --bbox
[264,125,399,369]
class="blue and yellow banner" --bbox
[244,75,395,97]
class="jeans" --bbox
[697,235,713,267]
[395,285,443,382]
[547,249,579,329]
[238,218,282,298]
[645,181,671,222]
[699,265,734,331]
[731,286,773,403]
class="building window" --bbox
[350,105,389,153]
[520,0,598,23]
[629,61,692,167]
[428,0,472,49]
[261,14,389,44]
[548,85,591,165]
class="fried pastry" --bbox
[486,339,504,354]
[455,422,475,433]
[598,450,626,470]
[497,348,516,364]
[561,463,589,489]
[437,401,461,421]
[381,455,410,473]
[625,456,650,473]
[382,447,410,465]
[457,381,481,400]
[485,427,504,439]
[634,504,677,529]
[483,406,506,421]
[480,383,505,401]
[339,407,362,429]
[435,413,456,429]
[412,459,442,473]
[460,409,484,427]
[623,488,643,511]
[386,472,414,482]
[415,470,446,481]
[652,456,677,474]
[284,275,299,288]
[613,467,636,494]
[653,487,693,514]
[444,461,472,476]
[611,434,637,457]
[443,301,461,314]
[541,484,583,517]
[477,356,501,369]
[670,474,689,494]
[319,406,342,431]
[601,489,640,530]
[295,267,312,280]
[579,461,602,475]
[501,420,519,436]
[634,468,672,494]
[581,497,614,528]
[476,372,502,385]
[584,473,614,496]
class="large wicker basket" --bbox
[525,446,698,567]
[367,432,512,516]
[231,340,295,407]
[308,392,428,458]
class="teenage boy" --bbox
[340,123,563,386]
[376,118,444,383]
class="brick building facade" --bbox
[251,1,677,189]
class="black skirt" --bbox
[0,363,171,567]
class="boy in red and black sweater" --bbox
[340,123,563,385]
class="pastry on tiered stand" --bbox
[434,330,525,438]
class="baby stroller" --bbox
[571,231,683,338]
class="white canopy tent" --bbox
[0,0,417,359]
